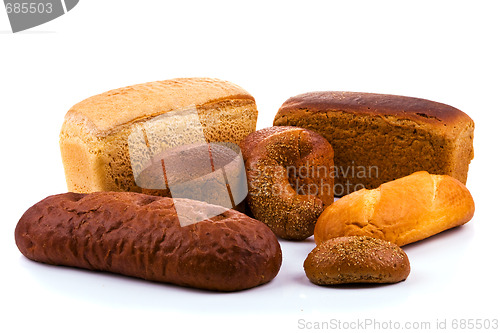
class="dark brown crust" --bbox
[273,92,475,196]
[304,236,410,285]
[241,126,294,161]
[241,126,335,240]
[15,192,282,292]
[275,91,472,126]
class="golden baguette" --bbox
[314,171,475,246]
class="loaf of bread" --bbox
[274,92,474,196]
[136,142,247,213]
[15,192,282,291]
[241,126,335,240]
[314,171,475,246]
[60,78,258,193]
[304,236,410,285]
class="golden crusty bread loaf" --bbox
[314,171,475,246]
[304,236,410,285]
[60,78,257,193]
[274,92,474,196]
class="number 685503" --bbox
[5,2,53,14]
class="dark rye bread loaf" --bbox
[274,92,474,196]
[15,192,282,291]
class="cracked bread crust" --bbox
[15,192,282,292]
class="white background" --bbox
[1,1,499,332]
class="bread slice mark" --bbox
[140,126,156,165]
[207,144,216,173]
[211,144,237,210]
[431,174,441,205]
[364,189,385,238]
[160,159,171,197]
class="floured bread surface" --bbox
[60,78,258,193]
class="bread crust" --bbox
[273,92,474,195]
[15,192,282,292]
[137,142,247,212]
[275,91,473,132]
[60,78,258,193]
[304,236,410,285]
[64,78,255,137]
[241,126,335,240]
[314,171,475,246]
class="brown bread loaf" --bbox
[15,192,282,292]
[304,236,410,285]
[136,142,247,213]
[314,171,475,246]
[241,126,335,240]
[60,78,258,193]
[273,91,474,196]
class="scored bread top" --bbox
[63,78,255,137]
[275,91,473,133]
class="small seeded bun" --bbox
[304,236,410,285]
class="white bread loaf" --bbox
[314,171,475,246]
[60,78,257,193]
